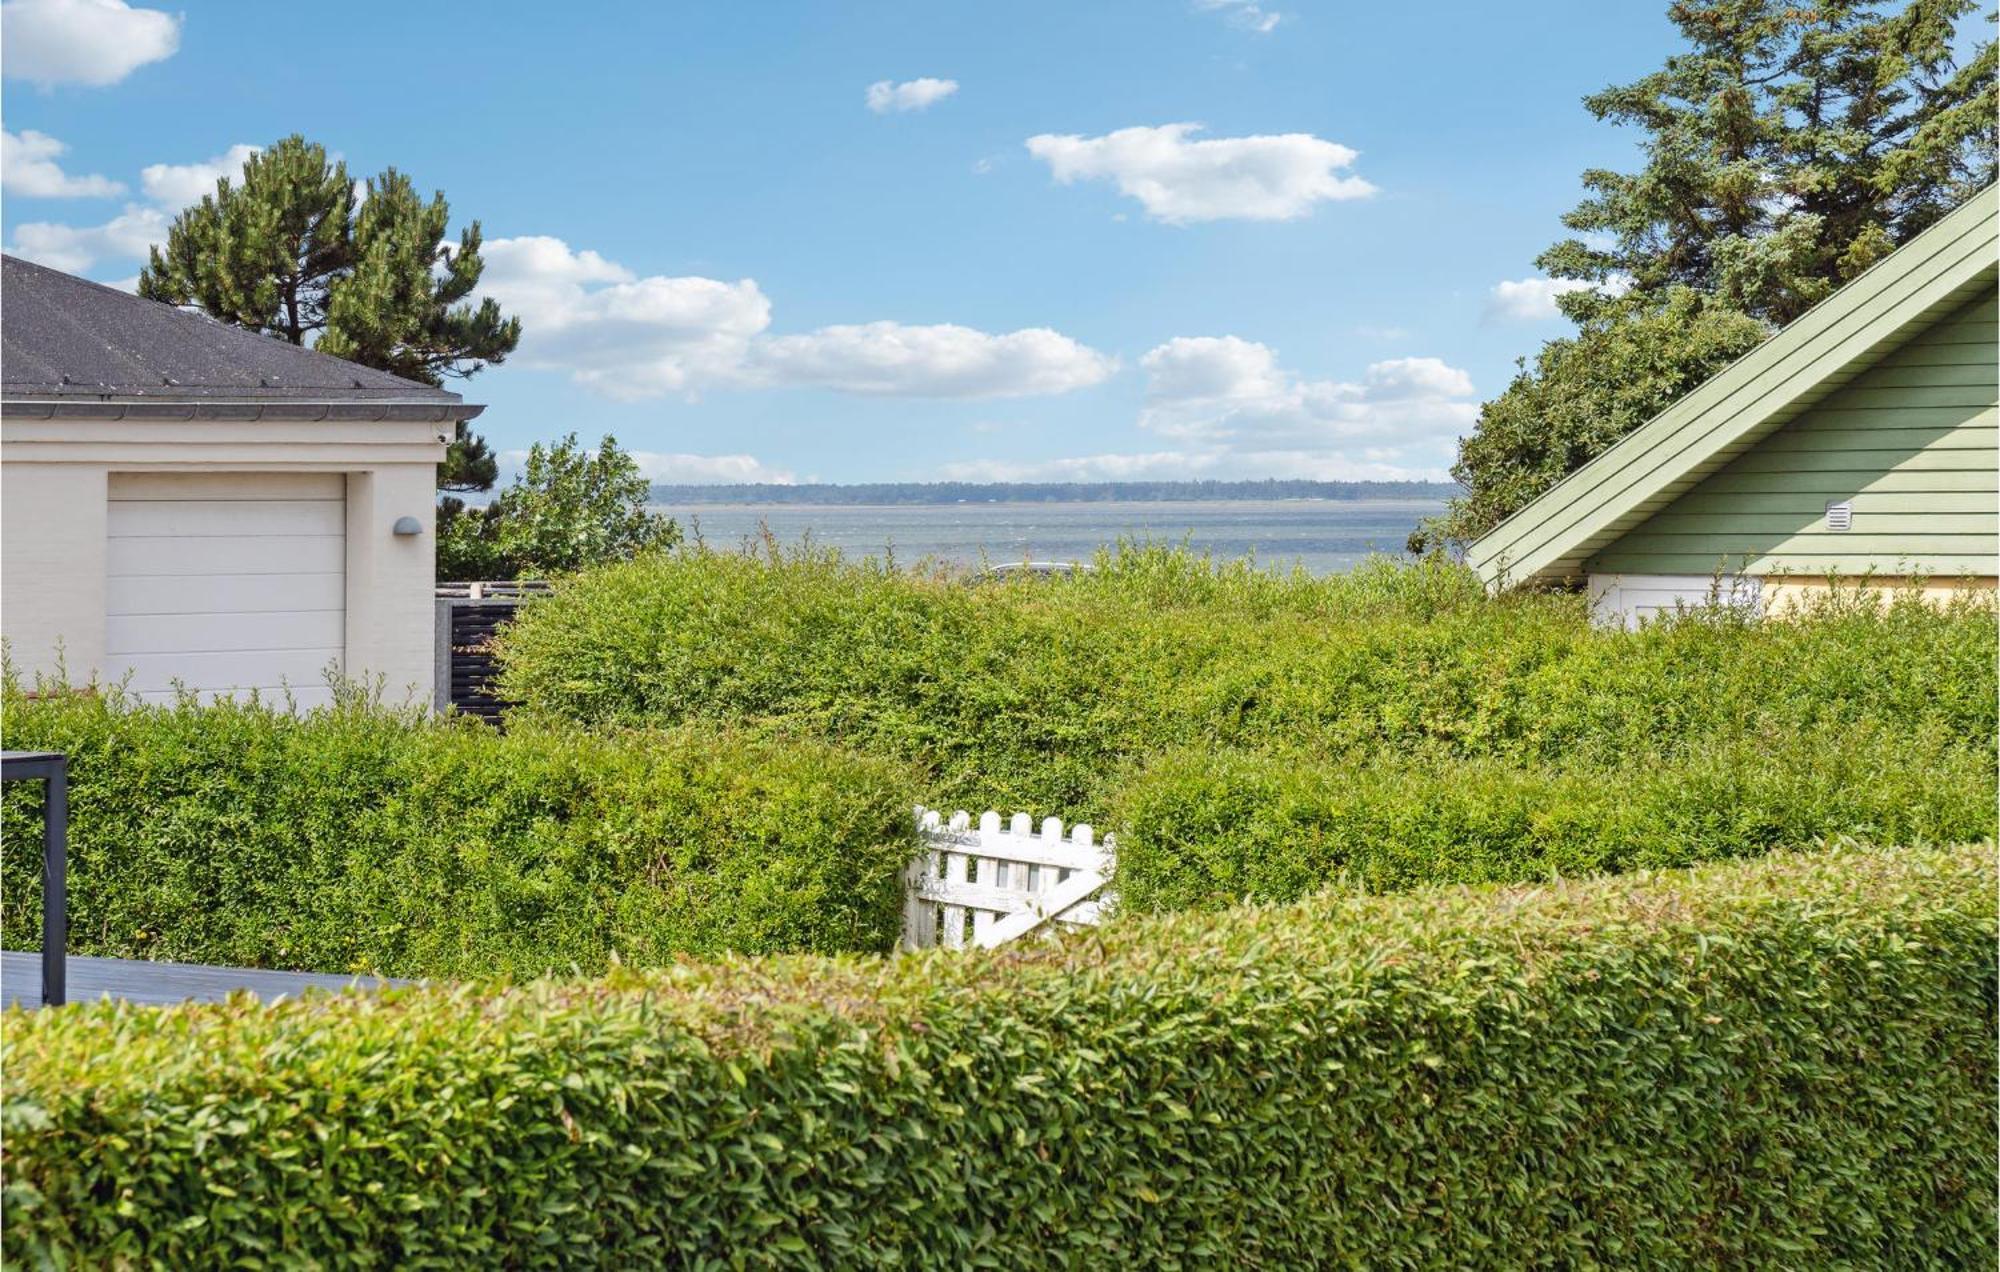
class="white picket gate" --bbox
[902,807,1114,950]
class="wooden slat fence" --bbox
[903,807,1114,950]
[432,581,552,722]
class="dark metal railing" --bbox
[3,750,67,1006]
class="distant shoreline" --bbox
[650,479,1457,507]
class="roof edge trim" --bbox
[0,400,486,424]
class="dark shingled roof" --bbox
[1,254,464,404]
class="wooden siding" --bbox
[1590,294,1997,577]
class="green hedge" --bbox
[1110,725,1999,911]
[0,685,919,976]
[5,844,1993,1266]
[496,546,1999,819]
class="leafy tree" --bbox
[1412,293,1768,550]
[1419,0,1995,551]
[136,136,521,499]
[437,435,680,581]
[435,498,507,582]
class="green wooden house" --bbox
[1468,184,1997,627]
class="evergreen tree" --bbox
[315,168,519,385]
[1544,0,1995,327]
[438,426,499,495]
[137,136,521,500]
[1419,0,1994,551]
[136,137,354,344]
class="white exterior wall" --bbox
[1586,573,1764,630]
[1,415,448,705]
[342,463,444,701]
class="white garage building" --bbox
[1,256,482,708]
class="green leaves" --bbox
[1108,719,1995,913]
[137,135,521,388]
[439,433,681,581]
[0,682,920,977]
[495,546,1997,868]
[1555,0,1993,325]
[1414,288,1770,549]
[4,844,1993,1266]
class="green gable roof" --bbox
[1468,185,1999,588]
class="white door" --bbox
[1586,573,1763,630]
[106,473,346,708]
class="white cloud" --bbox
[477,236,773,401]
[755,321,1116,398]
[1025,123,1374,224]
[8,202,164,272]
[942,338,1474,483]
[1484,276,1596,323]
[2,0,180,88]
[2,128,122,195]
[939,451,1225,482]
[630,453,798,485]
[1194,0,1281,33]
[139,143,261,209]
[6,139,264,273]
[866,77,958,114]
[1139,337,1473,446]
[477,235,1115,402]
[1134,336,1471,476]
[939,448,1434,483]
[500,448,798,486]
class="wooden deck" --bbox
[3,950,403,1010]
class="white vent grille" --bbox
[1825,499,1854,532]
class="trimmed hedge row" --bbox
[0,685,919,976]
[1110,724,1998,911]
[495,546,1999,819]
[4,843,1992,1266]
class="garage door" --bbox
[106,473,345,708]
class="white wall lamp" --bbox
[392,515,424,537]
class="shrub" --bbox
[1109,726,1998,912]
[4,843,1993,1266]
[0,684,918,977]
[496,543,1997,837]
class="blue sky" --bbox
[1,0,1681,483]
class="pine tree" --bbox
[315,169,519,385]
[137,136,521,500]
[136,137,355,344]
[438,426,499,495]
[1419,0,1995,551]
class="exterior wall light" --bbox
[392,515,424,537]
